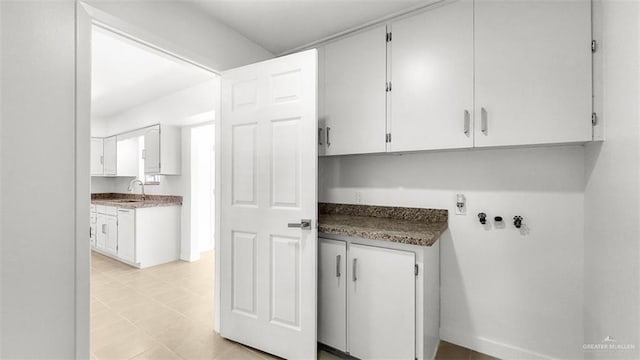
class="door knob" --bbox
[287,219,311,230]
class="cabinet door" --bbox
[474,0,592,147]
[144,126,160,174]
[390,0,473,151]
[117,209,135,263]
[318,239,347,352]
[96,214,107,250]
[90,138,104,175]
[324,26,387,155]
[104,215,118,255]
[348,244,415,360]
[103,136,117,175]
[116,137,140,177]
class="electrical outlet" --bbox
[355,191,363,204]
[455,194,466,215]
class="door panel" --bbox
[144,126,160,173]
[318,238,347,352]
[104,216,117,255]
[474,0,592,147]
[390,0,473,151]
[220,49,318,359]
[103,136,117,175]
[324,26,387,155]
[90,138,103,175]
[349,244,415,360]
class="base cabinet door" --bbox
[104,215,118,255]
[318,239,347,352]
[348,244,415,360]
[117,209,135,263]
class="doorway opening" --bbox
[88,23,230,359]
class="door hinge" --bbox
[385,133,392,143]
[386,32,392,43]
[414,264,419,276]
[592,112,598,126]
[591,40,597,53]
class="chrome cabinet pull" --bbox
[287,219,311,230]
[326,127,331,147]
[464,110,471,135]
[318,128,323,146]
[101,224,107,234]
[100,155,104,165]
[481,107,488,134]
[352,258,357,282]
[336,255,341,277]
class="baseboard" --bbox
[440,327,557,360]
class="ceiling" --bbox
[187,0,429,55]
[91,26,216,119]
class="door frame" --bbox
[74,2,222,357]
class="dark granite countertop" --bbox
[318,203,448,247]
[91,193,182,209]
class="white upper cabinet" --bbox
[322,25,388,156]
[143,125,181,175]
[474,0,592,147]
[90,137,104,175]
[389,0,474,152]
[116,136,139,177]
[103,136,117,176]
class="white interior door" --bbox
[220,49,318,359]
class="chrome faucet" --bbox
[127,179,145,200]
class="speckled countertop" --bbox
[318,203,448,247]
[91,193,182,209]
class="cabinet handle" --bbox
[326,127,331,147]
[318,127,323,146]
[464,110,471,135]
[352,258,357,282]
[481,107,488,134]
[100,155,104,165]
[141,149,146,159]
[336,255,341,277]
[101,224,107,234]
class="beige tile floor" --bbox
[91,251,495,360]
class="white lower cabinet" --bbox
[116,209,135,263]
[96,212,117,255]
[319,237,436,360]
[318,239,347,352]
[349,244,416,360]
[91,204,180,268]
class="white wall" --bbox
[584,1,640,358]
[91,78,219,137]
[85,0,273,71]
[0,2,78,357]
[191,124,215,253]
[319,146,585,359]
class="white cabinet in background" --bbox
[116,136,140,177]
[474,0,592,147]
[389,0,474,152]
[90,138,104,175]
[321,25,387,156]
[143,124,181,175]
[96,212,117,256]
[103,136,117,176]
[116,208,135,263]
[318,239,347,352]
[348,243,415,360]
